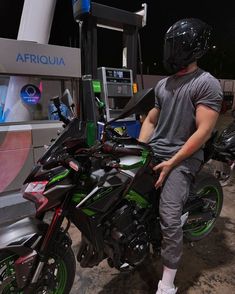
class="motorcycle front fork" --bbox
[23,195,71,293]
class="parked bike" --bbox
[205,111,235,186]
[0,88,223,293]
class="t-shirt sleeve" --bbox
[194,75,223,113]
[154,79,164,109]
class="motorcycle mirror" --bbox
[50,96,61,109]
[61,89,75,110]
[109,87,155,123]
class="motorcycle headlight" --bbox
[23,181,48,193]
[22,181,49,213]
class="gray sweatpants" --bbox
[159,157,201,269]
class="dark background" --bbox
[0,0,235,78]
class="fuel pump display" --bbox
[98,67,135,122]
[98,67,140,138]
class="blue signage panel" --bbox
[20,84,41,105]
[0,38,81,78]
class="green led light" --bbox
[92,80,101,93]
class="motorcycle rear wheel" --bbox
[184,171,223,242]
[0,245,76,294]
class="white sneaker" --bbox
[156,280,178,294]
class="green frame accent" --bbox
[92,187,113,201]
[72,192,97,216]
[72,192,86,203]
[126,189,150,208]
[49,169,70,185]
[82,208,96,216]
[120,149,149,170]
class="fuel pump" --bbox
[98,66,141,138]
[72,0,147,139]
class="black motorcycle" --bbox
[0,88,223,293]
[205,112,235,186]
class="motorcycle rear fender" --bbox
[0,217,46,256]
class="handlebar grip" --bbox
[114,146,142,156]
[102,142,142,156]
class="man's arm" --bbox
[167,104,219,166]
[154,104,220,187]
[138,108,160,143]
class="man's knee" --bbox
[159,200,182,229]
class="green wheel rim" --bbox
[0,254,67,293]
[0,255,23,294]
[189,185,221,237]
[55,258,67,294]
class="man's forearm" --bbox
[169,129,211,167]
[169,105,219,167]
[138,120,155,143]
[138,108,160,143]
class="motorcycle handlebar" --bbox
[102,141,142,156]
[43,152,81,171]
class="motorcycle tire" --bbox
[184,170,223,242]
[0,245,76,294]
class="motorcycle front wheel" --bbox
[184,170,223,242]
[0,245,76,294]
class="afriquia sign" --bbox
[16,54,66,66]
[0,38,81,78]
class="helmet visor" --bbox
[163,36,192,74]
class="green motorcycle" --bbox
[0,88,223,293]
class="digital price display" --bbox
[105,69,131,83]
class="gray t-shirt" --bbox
[149,68,223,161]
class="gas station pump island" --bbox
[0,0,147,202]
[74,0,147,137]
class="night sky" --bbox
[0,0,235,79]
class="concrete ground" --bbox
[69,112,235,294]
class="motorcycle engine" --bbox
[104,202,149,270]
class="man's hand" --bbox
[153,160,174,188]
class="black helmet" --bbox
[163,18,212,74]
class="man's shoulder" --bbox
[194,69,221,89]
[197,69,219,82]
[154,77,168,94]
[155,76,168,86]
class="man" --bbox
[138,18,222,294]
